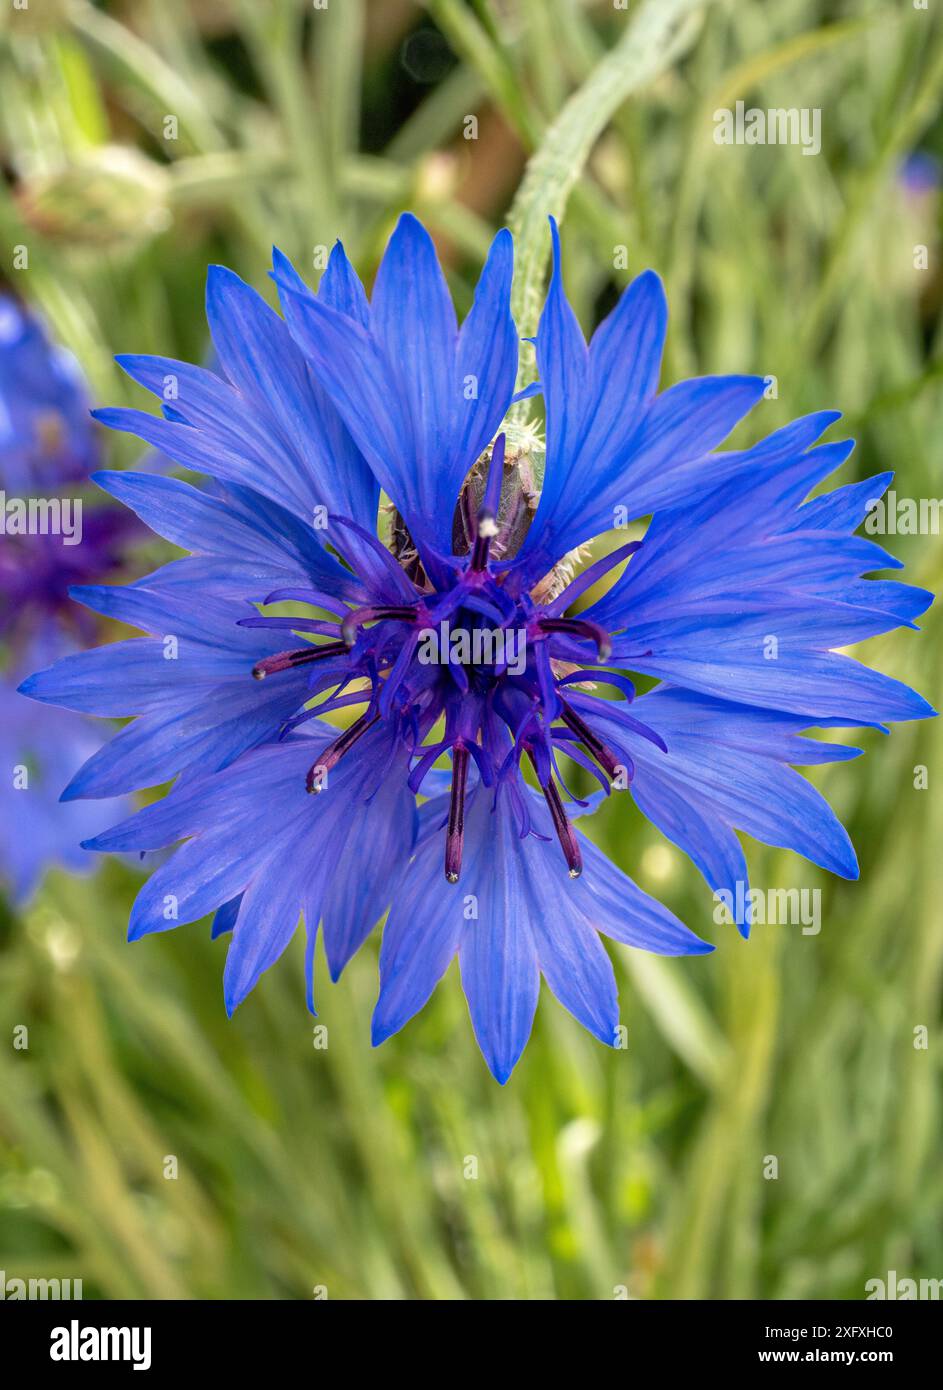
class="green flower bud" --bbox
[16,146,171,250]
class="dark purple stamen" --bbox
[444,743,469,883]
[470,434,506,572]
[252,641,348,680]
[306,711,380,792]
[470,513,499,573]
[559,701,625,781]
[341,604,417,648]
[536,617,612,661]
[539,772,583,879]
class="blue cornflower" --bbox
[0,290,138,648]
[1,295,138,903]
[21,215,934,1081]
[0,292,100,493]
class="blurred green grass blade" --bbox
[521,0,568,115]
[313,0,364,177]
[386,64,485,163]
[660,926,782,1298]
[668,15,886,368]
[795,17,943,362]
[67,0,223,151]
[507,0,718,353]
[623,952,731,1090]
[233,0,337,241]
[50,32,108,148]
[168,152,294,204]
[427,0,539,145]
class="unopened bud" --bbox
[16,147,171,250]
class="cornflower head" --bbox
[20,216,934,1080]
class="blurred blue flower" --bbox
[0,292,99,493]
[0,290,138,648]
[0,640,133,903]
[21,215,934,1080]
[1,293,134,904]
[898,150,941,196]
[0,509,136,648]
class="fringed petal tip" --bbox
[59,777,87,804]
[370,1016,396,1049]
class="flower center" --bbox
[243,435,641,884]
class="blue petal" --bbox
[211,896,241,939]
[372,809,467,1046]
[453,227,518,501]
[93,470,362,601]
[99,728,416,1012]
[584,688,861,893]
[205,265,378,529]
[458,855,540,1086]
[578,268,668,459]
[20,641,184,716]
[374,781,711,1080]
[315,241,371,324]
[274,218,517,561]
[370,216,459,477]
[518,220,765,576]
[320,772,418,981]
[580,419,935,726]
[22,588,339,795]
[577,832,716,955]
[224,869,305,1015]
[529,906,619,1047]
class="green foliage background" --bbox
[0,0,941,1300]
